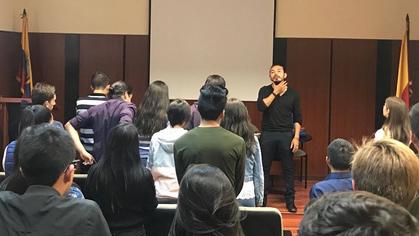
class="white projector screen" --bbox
[150,0,274,101]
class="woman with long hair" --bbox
[134,80,169,166]
[169,164,244,236]
[375,96,411,145]
[221,98,264,207]
[85,123,157,236]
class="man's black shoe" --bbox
[286,202,297,213]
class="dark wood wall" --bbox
[1,30,419,178]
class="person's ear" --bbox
[283,72,287,79]
[63,164,75,183]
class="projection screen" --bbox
[150,0,274,101]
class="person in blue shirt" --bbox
[309,138,354,199]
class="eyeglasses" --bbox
[65,159,81,172]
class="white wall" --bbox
[276,0,419,40]
[149,0,275,100]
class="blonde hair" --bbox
[352,138,419,208]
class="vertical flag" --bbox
[396,14,410,108]
[17,9,33,97]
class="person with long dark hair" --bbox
[169,164,244,236]
[375,96,411,145]
[85,123,157,236]
[221,98,264,207]
[134,80,169,166]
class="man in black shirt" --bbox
[257,65,302,212]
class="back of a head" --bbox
[104,123,139,165]
[384,96,411,144]
[167,99,191,127]
[31,82,55,105]
[109,80,128,99]
[91,123,144,212]
[327,138,354,170]
[18,105,52,136]
[170,164,243,236]
[90,71,111,89]
[205,74,226,89]
[299,191,419,236]
[18,124,75,186]
[135,80,169,136]
[352,139,419,208]
[410,102,419,140]
[198,84,228,121]
[221,98,257,155]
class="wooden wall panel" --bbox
[286,38,332,178]
[125,35,150,105]
[79,35,124,96]
[330,40,377,141]
[0,31,20,97]
[30,33,66,123]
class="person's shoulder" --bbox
[220,128,245,143]
[65,197,101,211]
[0,190,18,201]
[259,84,271,92]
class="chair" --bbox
[145,204,283,236]
[270,131,311,189]
[73,173,88,191]
[240,206,283,236]
[0,172,5,183]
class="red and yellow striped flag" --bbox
[16,9,33,97]
[396,15,410,108]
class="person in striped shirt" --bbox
[75,72,110,171]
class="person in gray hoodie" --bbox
[147,99,191,203]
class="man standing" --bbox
[65,81,136,164]
[31,82,63,128]
[257,65,302,212]
[76,72,110,155]
[174,84,246,195]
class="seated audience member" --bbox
[221,98,264,207]
[135,80,169,166]
[187,74,227,130]
[76,71,110,156]
[352,139,419,208]
[2,105,52,176]
[299,191,419,236]
[374,96,411,145]
[0,124,111,235]
[309,138,354,199]
[85,123,157,236]
[147,99,190,203]
[31,82,63,128]
[174,85,246,195]
[65,81,136,164]
[169,164,244,236]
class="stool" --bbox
[270,149,308,189]
[293,149,308,189]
